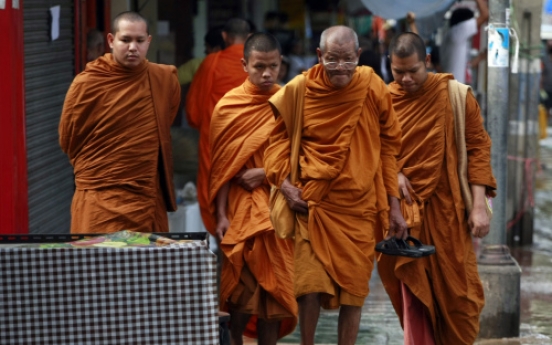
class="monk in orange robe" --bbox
[209,33,297,345]
[378,32,497,345]
[186,18,249,232]
[264,26,406,345]
[59,12,180,234]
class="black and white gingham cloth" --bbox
[0,240,218,344]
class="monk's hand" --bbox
[281,178,308,214]
[468,206,490,238]
[387,196,409,240]
[469,184,490,238]
[234,168,265,191]
[406,11,416,24]
[215,216,230,242]
[398,172,413,205]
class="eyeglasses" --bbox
[322,58,358,70]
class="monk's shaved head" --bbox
[389,32,427,62]
[223,18,251,40]
[113,11,149,35]
[244,32,281,60]
[319,26,359,52]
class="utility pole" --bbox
[478,0,522,340]
[485,0,510,246]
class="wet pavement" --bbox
[245,136,552,344]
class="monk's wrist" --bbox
[216,209,227,222]
[388,195,400,207]
[280,176,292,189]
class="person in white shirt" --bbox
[440,0,488,84]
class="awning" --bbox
[359,0,456,20]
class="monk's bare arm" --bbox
[468,184,490,238]
[214,182,231,242]
[406,12,419,35]
[475,0,489,28]
[465,93,495,237]
[265,113,307,212]
[398,171,413,205]
[234,168,266,191]
[387,195,408,240]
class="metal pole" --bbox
[484,0,511,246]
[520,9,540,246]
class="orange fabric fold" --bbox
[265,65,402,304]
[186,44,248,233]
[59,54,180,233]
[209,79,297,338]
[378,73,497,344]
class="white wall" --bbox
[193,0,208,58]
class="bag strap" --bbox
[448,79,473,213]
[289,75,306,184]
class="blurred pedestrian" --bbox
[185,18,250,233]
[440,0,489,83]
[358,37,383,80]
[86,28,105,62]
[380,20,397,83]
[177,25,225,86]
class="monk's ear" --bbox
[241,57,247,72]
[425,54,431,68]
[107,33,115,49]
[316,47,322,64]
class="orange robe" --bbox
[264,65,402,308]
[59,54,180,233]
[209,79,297,338]
[379,73,497,344]
[186,44,248,233]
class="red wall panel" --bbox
[0,0,29,234]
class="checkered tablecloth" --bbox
[0,240,218,344]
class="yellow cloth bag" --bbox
[449,79,493,219]
[269,75,306,239]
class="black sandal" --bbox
[405,236,435,257]
[376,237,424,258]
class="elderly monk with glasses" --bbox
[264,25,406,345]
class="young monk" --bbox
[379,32,497,345]
[186,18,250,233]
[263,25,407,345]
[59,11,180,233]
[209,32,297,345]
